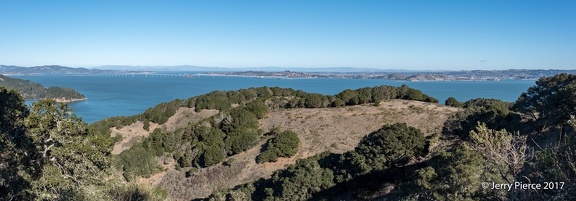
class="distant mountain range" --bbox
[0,65,430,74]
[1,65,575,79]
[0,65,123,74]
[95,65,413,72]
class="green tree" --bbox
[468,122,530,184]
[272,131,299,157]
[143,119,150,131]
[253,87,273,99]
[372,85,398,101]
[355,123,426,172]
[336,89,359,106]
[444,98,518,139]
[331,97,345,107]
[445,97,463,107]
[515,73,576,128]
[244,100,268,119]
[200,128,226,167]
[415,145,487,200]
[24,100,112,199]
[118,144,160,181]
[202,144,225,167]
[257,130,300,163]
[266,159,335,200]
[304,94,323,108]
[221,108,259,134]
[178,149,194,168]
[357,87,373,104]
[225,129,258,155]
[0,87,36,200]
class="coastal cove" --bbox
[15,74,536,124]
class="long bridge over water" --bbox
[82,73,195,78]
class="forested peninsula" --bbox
[1,73,576,200]
[0,74,86,102]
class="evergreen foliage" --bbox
[355,123,426,170]
[256,130,300,163]
[0,87,35,200]
[24,100,113,200]
[142,99,185,124]
[515,73,576,128]
[0,93,122,200]
[444,96,463,107]
[443,98,522,139]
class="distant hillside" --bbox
[214,69,576,81]
[0,75,85,101]
[0,65,125,75]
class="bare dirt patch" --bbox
[110,121,159,155]
[160,107,219,132]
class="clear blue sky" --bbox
[1,0,574,70]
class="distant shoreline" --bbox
[52,97,87,103]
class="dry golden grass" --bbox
[110,121,160,155]
[145,100,458,200]
[160,108,219,132]
[261,99,457,156]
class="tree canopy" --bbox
[515,73,576,127]
[1,88,123,200]
[257,130,300,163]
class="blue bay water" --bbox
[14,74,536,124]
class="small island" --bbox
[0,74,86,102]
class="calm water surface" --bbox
[15,74,536,124]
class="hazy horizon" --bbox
[2,64,576,72]
[1,1,575,70]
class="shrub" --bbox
[256,130,300,163]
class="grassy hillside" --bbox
[150,100,456,200]
[0,74,85,101]
[92,85,452,200]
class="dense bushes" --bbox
[142,99,185,124]
[444,96,463,107]
[333,84,438,107]
[443,98,522,139]
[193,91,231,112]
[117,144,162,181]
[355,123,426,169]
[256,130,300,163]
[515,73,576,128]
